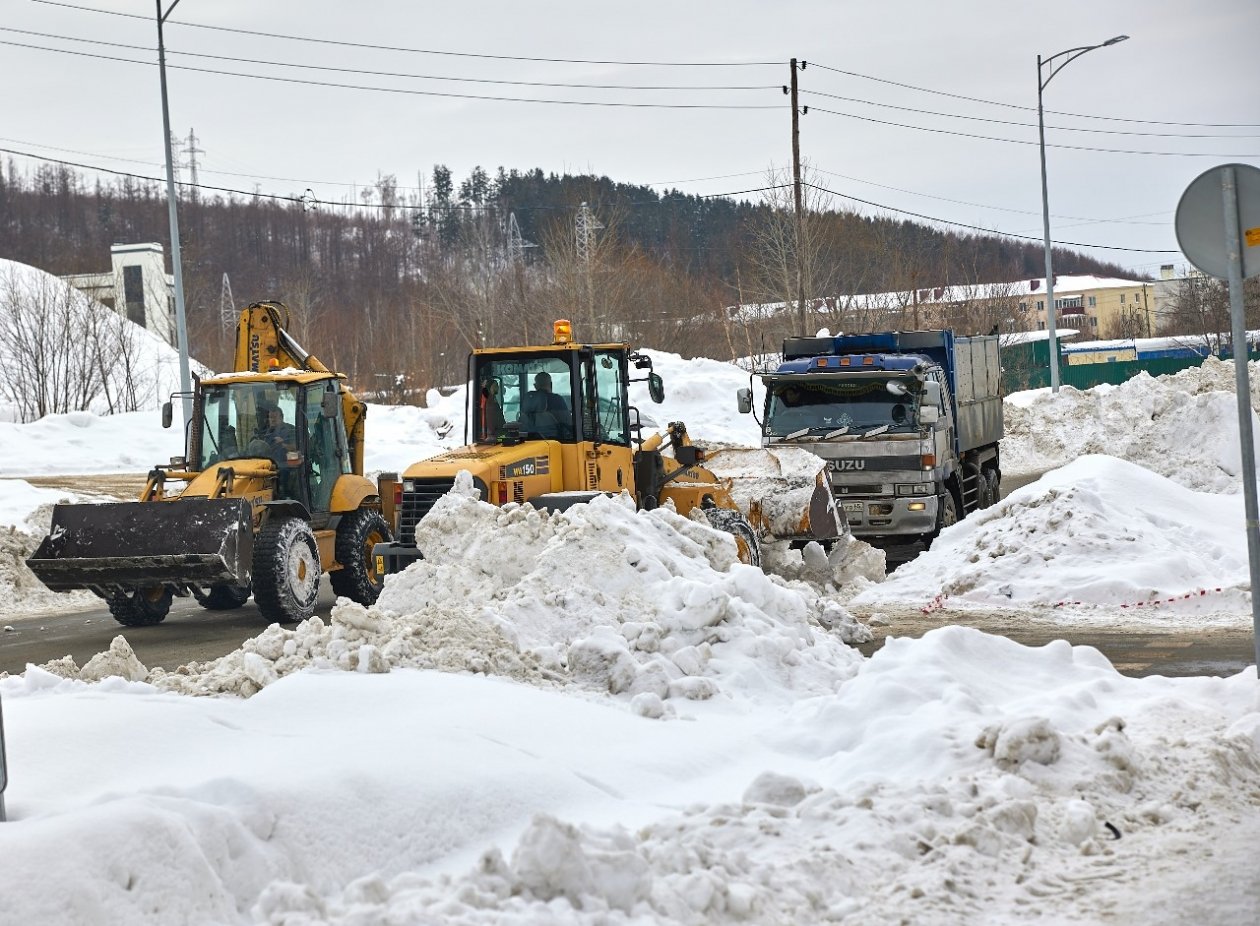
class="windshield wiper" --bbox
[859,424,890,439]
[823,426,850,439]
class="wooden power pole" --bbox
[788,59,807,335]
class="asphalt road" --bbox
[4,471,1255,680]
[0,586,341,676]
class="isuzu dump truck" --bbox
[738,329,1002,549]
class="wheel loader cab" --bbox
[472,349,631,450]
[194,378,350,522]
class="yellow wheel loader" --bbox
[373,320,842,576]
[26,302,392,626]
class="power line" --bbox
[0,26,779,91]
[803,88,1260,139]
[808,106,1259,158]
[31,1,779,67]
[809,61,1260,129]
[809,167,1170,226]
[803,182,1179,254]
[0,146,782,211]
[0,39,781,109]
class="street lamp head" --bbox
[1102,35,1129,46]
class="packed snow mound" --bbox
[123,484,878,701]
[854,455,1251,617]
[0,481,97,616]
[1003,357,1260,492]
[0,258,208,423]
[251,627,1260,925]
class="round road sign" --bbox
[1174,163,1260,281]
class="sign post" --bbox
[0,690,8,821]
[1175,163,1260,671]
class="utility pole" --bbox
[183,127,204,194]
[576,202,602,337]
[219,273,235,332]
[786,59,808,335]
[156,0,192,427]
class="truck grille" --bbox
[399,478,456,543]
[834,483,884,496]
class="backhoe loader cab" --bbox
[26,302,392,627]
[374,320,841,577]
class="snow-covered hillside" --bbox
[0,259,207,423]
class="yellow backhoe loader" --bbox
[373,320,841,575]
[26,302,392,626]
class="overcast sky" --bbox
[3,0,1257,278]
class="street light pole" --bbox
[157,0,193,426]
[1037,35,1128,393]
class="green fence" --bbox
[1000,341,1260,394]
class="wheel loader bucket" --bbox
[25,498,255,592]
[703,446,846,543]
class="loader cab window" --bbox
[196,381,301,471]
[583,350,629,445]
[303,385,345,515]
[474,354,576,442]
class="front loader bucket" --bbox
[704,446,846,543]
[26,498,254,592]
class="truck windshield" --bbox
[765,377,917,437]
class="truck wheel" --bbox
[108,587,172,627]
[704,507,763,568]
[976,470,994,509]
[987,469,1001,503]
[252,515,321,624]
[937,489,959,530]
[192,584,252,610]
[329,508,392,605]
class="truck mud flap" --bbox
[25,498,254,592]
[704,447,846,543]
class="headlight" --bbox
[402,480,416,493]
[895,483,930,496]
[907,502,927,511]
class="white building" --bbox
[61,243,176,346]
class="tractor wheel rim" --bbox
[288,544,318,599]
[364,530,384,583]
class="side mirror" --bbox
[648,372,665,404]
[321,392,339,418]
[161,401,173,429]
[886,380,910,397]
[920,406,940,426]
[736,388,753,414]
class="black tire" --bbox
[703,507,763,568]
[937,488,960,530]
[192,583,252,610]
[252,515,321,623]
[329,508,392,605]
[107,587,172,627]
[976,469,994,509]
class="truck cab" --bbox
[741,330,1002,549]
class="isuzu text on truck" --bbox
[737,329,1003,550]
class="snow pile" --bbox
[854,455,1251,619]
[1002,357,1260,491]
[0,259,207,423]
[0,479,97,616]
[241,628,1260,925]
[114,481,878,702]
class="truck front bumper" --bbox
[838,495,938,538]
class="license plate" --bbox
[841,502,863,515]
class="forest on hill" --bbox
[0,158,1134,393]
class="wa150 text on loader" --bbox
[27,302,392,626]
